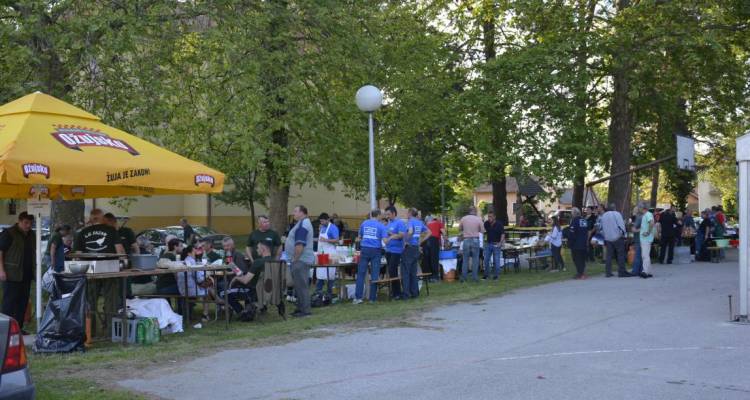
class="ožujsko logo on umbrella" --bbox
[22,163,50,179]
[51,125,139,156]
[194,174,215,187]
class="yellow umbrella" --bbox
[0,92,225,331]
[0,92,224,199]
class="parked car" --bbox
[0,314,34,399]
[200,234,231,250]
[136,226,223,250]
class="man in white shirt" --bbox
[600,204,633,278]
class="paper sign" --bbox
[27,198,51,216]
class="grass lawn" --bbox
[30,254,605,400]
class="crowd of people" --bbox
[566,202,732,281]
[0,200,733,334]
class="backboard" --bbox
[676,134,695,171]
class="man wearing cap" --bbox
[0,212,35,331]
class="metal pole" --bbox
[368,112,377,210]
[441,163,446,218]
[586,155,676,187]
[35,210,42,330]
[738,160,749,319]
[207,194,213,230]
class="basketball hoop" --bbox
[676,135,696,172]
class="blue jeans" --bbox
[631,240,643,275]
[462,238,480,281]
[695,232,705,258]
[401,246,420,298]
[356,247,382,301]
[483,243,502,278]
[315,278,334,295]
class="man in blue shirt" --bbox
[355,209,388,304]
[401,208,431,299]
[383,206,406,299]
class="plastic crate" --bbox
[111,317,141,343]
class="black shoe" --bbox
[291,310,311,318]
[640,272,648,279]
[605,273,614,278]
[646,273,653,278]
[618,272,633,277]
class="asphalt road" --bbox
[120,253,750,400]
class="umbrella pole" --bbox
[35,210,42,331]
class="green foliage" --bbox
[1,0,747,223]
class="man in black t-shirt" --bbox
[245,216,281,262]
[75,214,124,254]
[76,211,125,337]
[102,214,138,255]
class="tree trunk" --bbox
[569,0,596,211]
[249,201,256,232]
[267,176,290,235]
[51,201,85,231]
[649,167,659,208]
[572,173,585,209]
[606,0,634,217]
[491,175,508,225]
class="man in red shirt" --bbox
[424,216,446,281]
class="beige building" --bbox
[0,183,375,235]
[696,180,723,212]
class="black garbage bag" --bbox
[34,273,87,353]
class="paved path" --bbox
[120,255,750,400]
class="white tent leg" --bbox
[739,161,749,320]
[35,211,42,330]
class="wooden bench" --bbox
[371,275,402,300]
[527,255,552,272]
[502,249,521,273]
[707,246,723,263]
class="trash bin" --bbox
[34,273,87,353]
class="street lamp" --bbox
[356,85,383,210]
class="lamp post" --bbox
[356,85,383,210]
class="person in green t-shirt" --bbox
[245,215,281,262]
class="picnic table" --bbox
[68,264,232,345]
[501,242,551,271]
